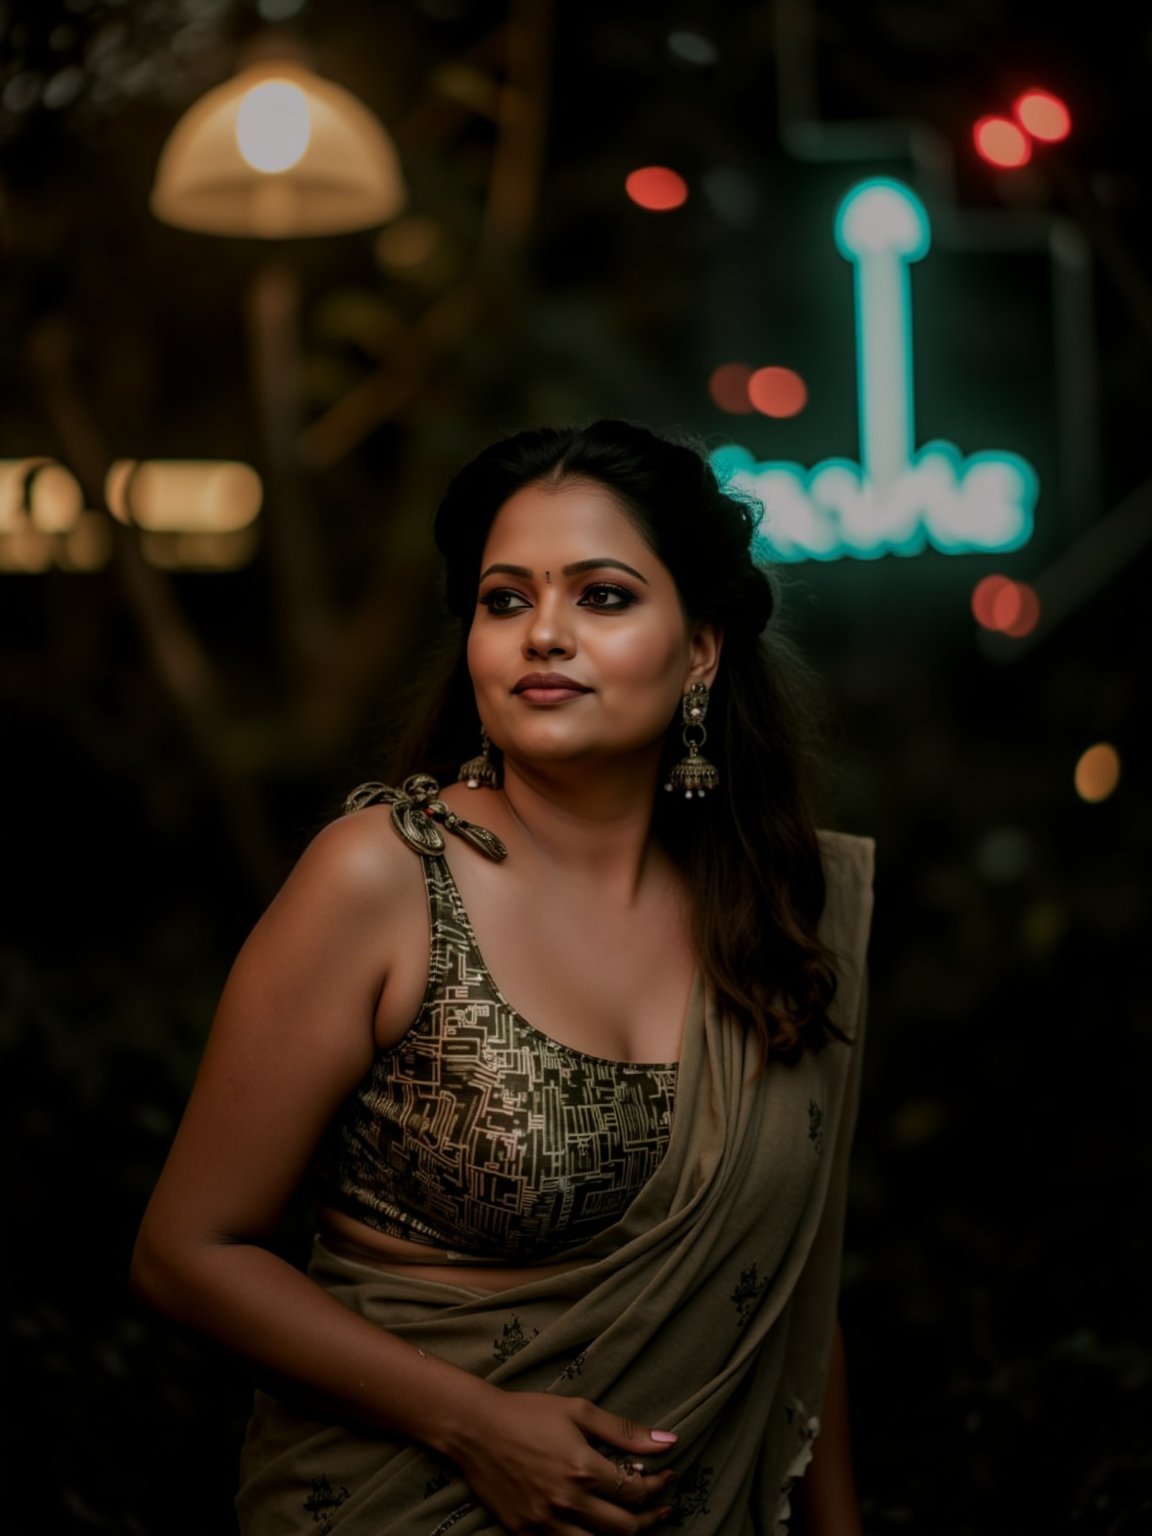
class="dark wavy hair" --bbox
[395,419,842,1062]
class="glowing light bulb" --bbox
[236,80,311,173]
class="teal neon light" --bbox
[710,178,1039,562]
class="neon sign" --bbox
[710,178,1039,562]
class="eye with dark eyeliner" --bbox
[477,581,636,614]
[579,582,636,610]
[477,587,530,614]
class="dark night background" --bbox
[2,1,1149,1531]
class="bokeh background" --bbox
[2,1,1149,1531]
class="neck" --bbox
[498,753,666,900]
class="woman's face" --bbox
[467,477,720,776]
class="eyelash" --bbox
[477,582,636,614]
[583,582,636,610]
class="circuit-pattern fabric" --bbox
[315,852,678,1261]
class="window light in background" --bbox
[106,461,263,533]
[0,457,114,572]
[106,460,264,571]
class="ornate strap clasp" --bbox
[343,774,507,862]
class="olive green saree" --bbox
[237,831,874,1535]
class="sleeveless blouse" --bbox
[314,848,679,1262]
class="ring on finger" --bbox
[613,1459,645,1500]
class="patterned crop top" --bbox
[314,804,678,1263]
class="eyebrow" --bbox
[478,558,649,585]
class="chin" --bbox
[506,735,663,775]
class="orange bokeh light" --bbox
[1013,89,1071,143]
[708,362,754,414]
[624,166,689,212]
[973,116,1032,168]
[1074,743,1121,804]
[748,366,808,419]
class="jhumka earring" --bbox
[665,681,719,800]
[458,727,498,789]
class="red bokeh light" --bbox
[1013,89,1071,143]
[996,580,1040,638]
[971,574,1013,629]
[971,575,1041,638]
[748,366,808,419]
[708,362,754,414]
[624,166,689,212]
[973,116,1032,168]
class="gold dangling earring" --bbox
[458,727,499,789]
[665,682,719,800]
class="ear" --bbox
[685,621,723,689]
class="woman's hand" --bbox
[447,1389,677,1535]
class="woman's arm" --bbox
[799,1318,865,1536]
[130,812,675,1533]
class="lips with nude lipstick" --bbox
[511,672,593,702]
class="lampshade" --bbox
[150,61,407,238]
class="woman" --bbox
[131,419,874,1535]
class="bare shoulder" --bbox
[207,800,434,1065]
[235,802,430,1005]
[286,802,428,913]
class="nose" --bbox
[523,592,574,658]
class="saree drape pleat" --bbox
[236,831,874,1535]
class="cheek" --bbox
[466,626,497,685]
[465,630,495,717]
[466,627,519,731]
[599,617,688,684]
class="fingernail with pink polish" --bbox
[650,1429,678,1443]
